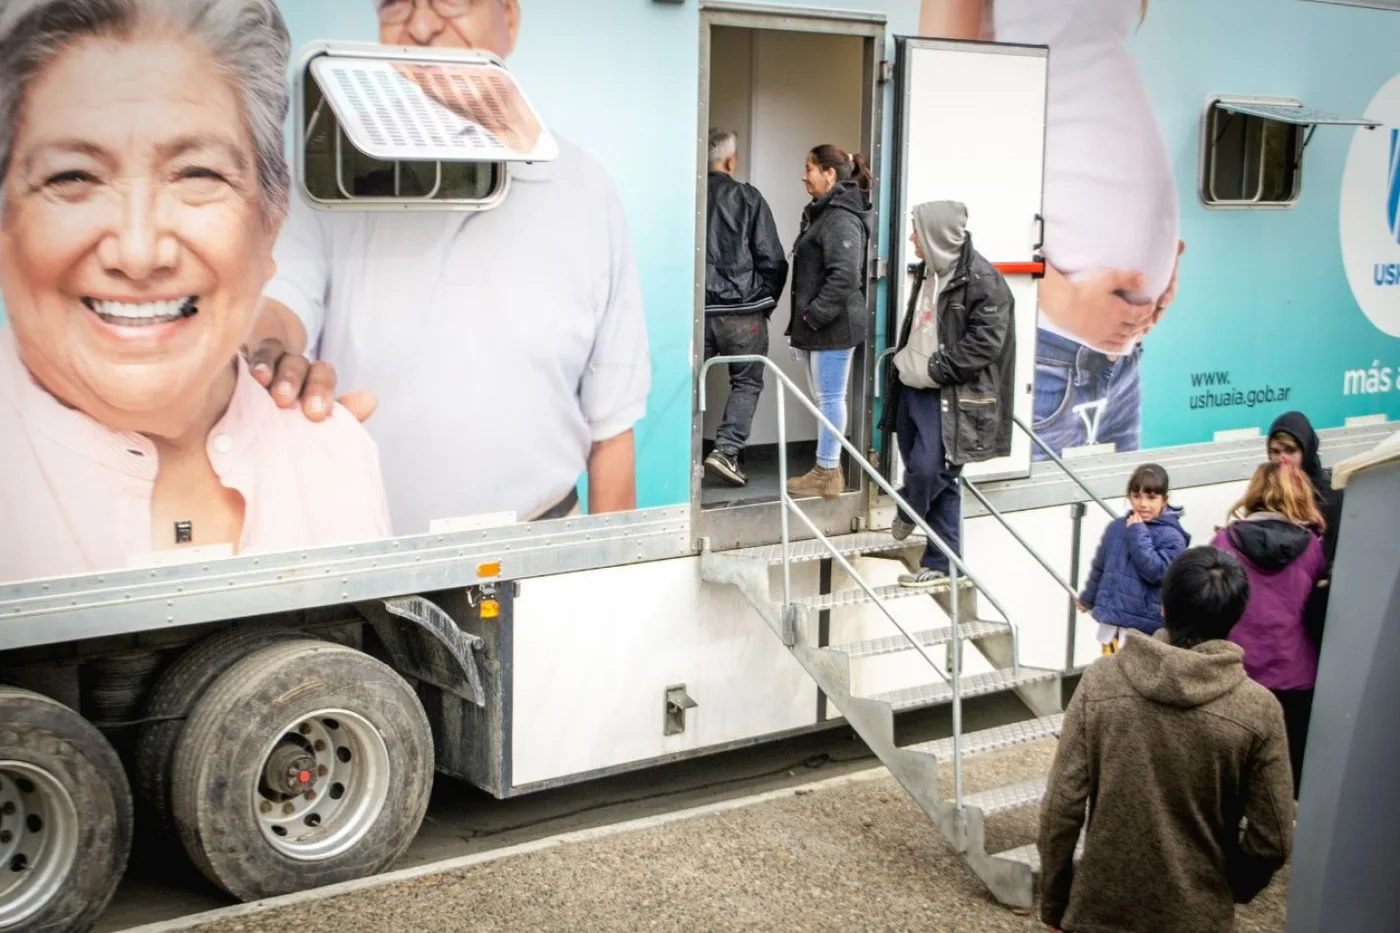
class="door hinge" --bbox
[874,258,889,280]
[879,60,894,84]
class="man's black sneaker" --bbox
[704,450,747,486]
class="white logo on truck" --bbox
[1332,74,1400,334]
[1341,73,1400,337]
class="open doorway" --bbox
[695,9,884,540]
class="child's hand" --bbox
[1125,512,1142,526]
[1076,600,1089,614]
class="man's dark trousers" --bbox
[895,387,962,572]
[705,312,768,459]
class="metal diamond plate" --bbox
[906,713,1063,761]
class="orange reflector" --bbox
[478,561,501,578]
[480,599,500,619]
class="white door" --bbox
[885,38,1047,484]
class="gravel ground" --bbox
[183,740,1290,933]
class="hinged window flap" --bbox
[1215,100,1379,128]
[308,52,558,164]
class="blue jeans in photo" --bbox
[805,348,854,469]
[1032,329,1142,461]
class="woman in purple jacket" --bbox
[1211,461,1327,797]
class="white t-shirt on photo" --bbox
[995,0,1180,354]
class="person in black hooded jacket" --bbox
[1266,412,1343,645]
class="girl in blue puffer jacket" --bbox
[1078,464,1191,655]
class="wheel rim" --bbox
[253,709,391,861]
[0,762,80,930]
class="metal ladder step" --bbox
[865,667,1059,713]
[797,577,974,614]
[718,532,923,565]
[905,713,1063,760]
[995,835,1085,873]
[962,778,1047,817]
[827,619,1011,660]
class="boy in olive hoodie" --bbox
[1039,547,1293,933]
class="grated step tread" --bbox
[906,713,1064,761]
[719,532,925,565]
[865,667,1059,713]
[996,835,1085,873]
[962,778,1047,817]
[828,619,1010,660]
[798,578,974,614]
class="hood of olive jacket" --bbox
[1118,631,1248,709]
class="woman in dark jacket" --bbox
[785,144,874,499]
[1266,411,1342,645]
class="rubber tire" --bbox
[0,686,132,933]
[169,640,434,901]
[133,626,305,845]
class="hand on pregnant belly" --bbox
[1140,239,1187,340]
[1041,264,1155,354]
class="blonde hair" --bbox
[1228,461,1325,529]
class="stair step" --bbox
[798,577,974,614]
[995,835,1085,873]
[906,713,1064,760]
[828,619,1010,659]
[865,667,1059,713]
[962,778,1047,817]
[718,532,924,565]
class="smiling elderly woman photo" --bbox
[0,0,392,583]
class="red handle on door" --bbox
[992,261,1046,277]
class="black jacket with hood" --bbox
[705,171,789,315]
[1268,413,1343,645]
[1268,412,1343,565]
[786,181,873,351]
[880,211,1016,465]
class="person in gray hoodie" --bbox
[1039,546,1293,933]
[883,201,1014,587]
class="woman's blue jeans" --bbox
[805,348,854,469]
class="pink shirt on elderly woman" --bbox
[0,327,392,584]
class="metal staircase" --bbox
[697,355,1101,909]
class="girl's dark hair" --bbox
[1127,463,1169,498]
[808,144,873,194]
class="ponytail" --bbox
[808,144,873,195]
[850,152,873,194]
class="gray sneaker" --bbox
[704,450,747,487]
[891,515,916,541]
[898,569,948,589]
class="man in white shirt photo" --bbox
[247,0,651,533]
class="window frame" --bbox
[293,41,561,213]
[1197,95,1307,211]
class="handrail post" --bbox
[950,534,964,825]
[777,388,793,643]
[1064,501,1086,674]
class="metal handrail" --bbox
[701,353,1029,818]
[1013,415,1117,519]
[960,477,1078,601]
[698,354,1023,670]
[873,346,897,399]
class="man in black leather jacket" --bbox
[702,128,789,486]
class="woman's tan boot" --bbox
[786,465,844,499]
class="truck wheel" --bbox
[133,626,304,844]
[169,640,433,901]
[0,686,131,933]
